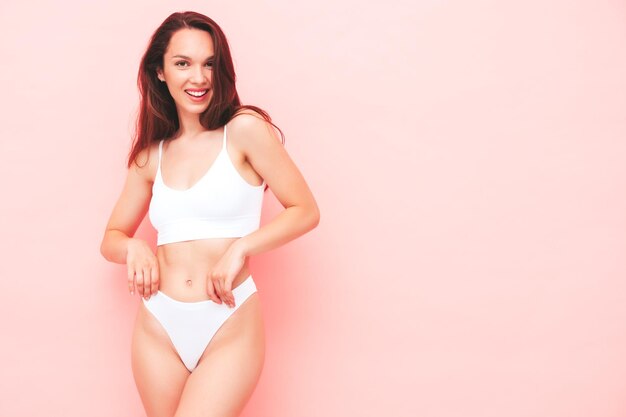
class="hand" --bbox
[207,240,246,308]
[126,238,159,300]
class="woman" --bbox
[100,11,320,417]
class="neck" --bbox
[175,109,207,138]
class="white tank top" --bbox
[148,124,265,246]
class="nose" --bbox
[190,64,208,84]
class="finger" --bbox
[127,269,135,295]
[225,295,234,308]
[209,279,223,304]
[150,266,159,296]
[223,280,235,307]
[142,267,151,299]
[206,279,221,304]
[135,270,144,299]
[213,276,224,302]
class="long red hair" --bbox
[127,10,284,189]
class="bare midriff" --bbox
[155,237,250,302]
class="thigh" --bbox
[131,303,191,417]
[174,293,265,417]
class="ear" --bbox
[156,68,165,82]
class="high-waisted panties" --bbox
[142,275,258,372]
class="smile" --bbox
[185,89,208,97]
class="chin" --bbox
[180,102,211,113]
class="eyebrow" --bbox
[171,55,214,60]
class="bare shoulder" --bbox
[228,109,318,217]
[227,109,281,156]
[130,140,161,184]
[229,108,267,127]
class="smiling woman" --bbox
[158,30,217,118]
[100,10,320,417]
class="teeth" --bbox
[186,90,207,97]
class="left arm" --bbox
[231,112,320,257]
[210,112,319,306]
[238,203,319,257]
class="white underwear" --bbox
[142,275,258,372]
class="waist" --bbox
[156,238,251,302]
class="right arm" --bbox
[100,145,158,298]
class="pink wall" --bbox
[1,1,625,416]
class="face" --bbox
[157,28,214,116]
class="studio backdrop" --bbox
[0,1,625,416]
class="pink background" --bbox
[1,1,625,416]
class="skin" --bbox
[100,28,320,417]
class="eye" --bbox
[174,61,212,68]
